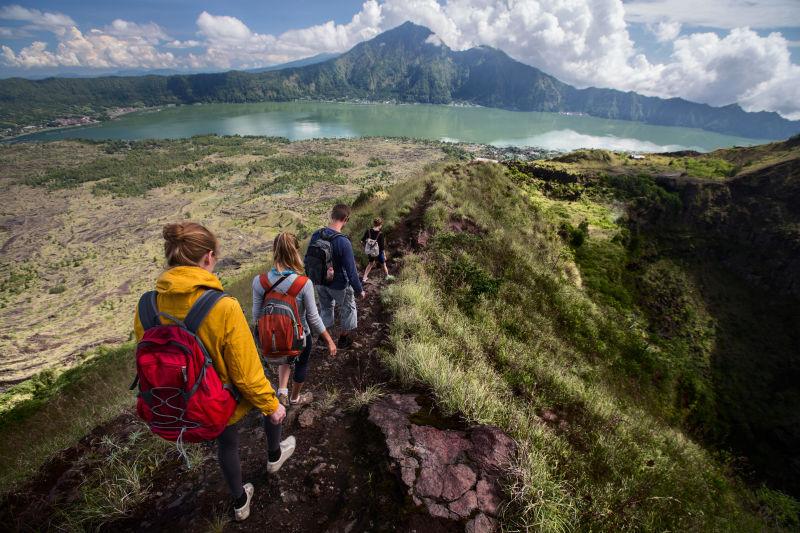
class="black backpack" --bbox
[304,230,342,286]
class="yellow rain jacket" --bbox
[134,266,278,425]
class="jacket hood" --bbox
[156,266,224,295]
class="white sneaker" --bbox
[266,436,296,474]
[234,482,254,522]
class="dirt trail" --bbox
[0,187,471,532]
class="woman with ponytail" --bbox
[252,232,337,407]
[134,222,294,522]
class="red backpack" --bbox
[131,289,239,446]
[257,274,308,360]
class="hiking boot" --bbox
[277,391,289,407]
[337,335,354,350]
[386,274,396,282]
[289,392,314,406]
[266,436,296,474]
[234,483,254,522]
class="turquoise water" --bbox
[18,101,768,152]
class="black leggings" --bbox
[217,415,282,498]
[291,335,313,383]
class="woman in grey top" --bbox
[253,232,337,406]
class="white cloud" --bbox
[104,19,169,45]
[196,11,253,42]
[649,21,681,42]
[191,1,383,68]
[623,0,800,30]
[643,28,800,118]
[165,39,202,49]
[0,7,177,69]
[0,4,75,34]
[425,34,443,46]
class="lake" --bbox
[17,101,767,152]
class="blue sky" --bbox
[1,1,799,119]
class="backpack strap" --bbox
[183,289,227,334]
[137,291,160,330]
[261,275,289,296]
[320,228,346,242]
[286,275,308,298]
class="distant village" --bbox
[1,107,140,141]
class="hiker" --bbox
[361,217,394,283]
[253,232,338,407]
[133,222,294,522]
[304,204,365,350]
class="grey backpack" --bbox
[364,230,380,258]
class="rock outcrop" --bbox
[369,394,516,532]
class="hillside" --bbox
[0,135,445,390]
[0,137,798,531]
[1,22,798,140]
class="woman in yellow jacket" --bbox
[134,222,294,521]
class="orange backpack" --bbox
[256,274,308,360]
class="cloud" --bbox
[104,19,169,45]
[649,21,681,42]
[0,4,75,34]
[644,28,800,118]
[623,0,800,30]
[165,39,202,49]
[425,34,443,46]
[0,6,176,69]
[191,1,383,68]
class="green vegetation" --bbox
[440,143,471,160]
[374,163,786,530]
[0,262,37,308]
[249,153,353,194]
[47,284,66,295]
[0,344,136,490]
[22,135,286,196]
[673,156,736,178]
[53,429,194,531]
[367,156,388,167]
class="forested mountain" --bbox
[1,22,798,139]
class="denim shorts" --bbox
[316,285,357,331]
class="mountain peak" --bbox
[371,21,434,45]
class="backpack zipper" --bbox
[263,302,301,339]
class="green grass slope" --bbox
[366,162,797,530]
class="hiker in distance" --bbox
[361,216,395,283]
[133,222,294,522]
[305,204,365,350]
[252,232,337,408]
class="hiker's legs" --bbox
[339,286,358,333]
[363,260,374,280]
[379,252,389,276]
[291,336,313,397]
[278,364,291,390]
[317,286,336,330]
[262,415,283,462]
[217,424,244,499]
